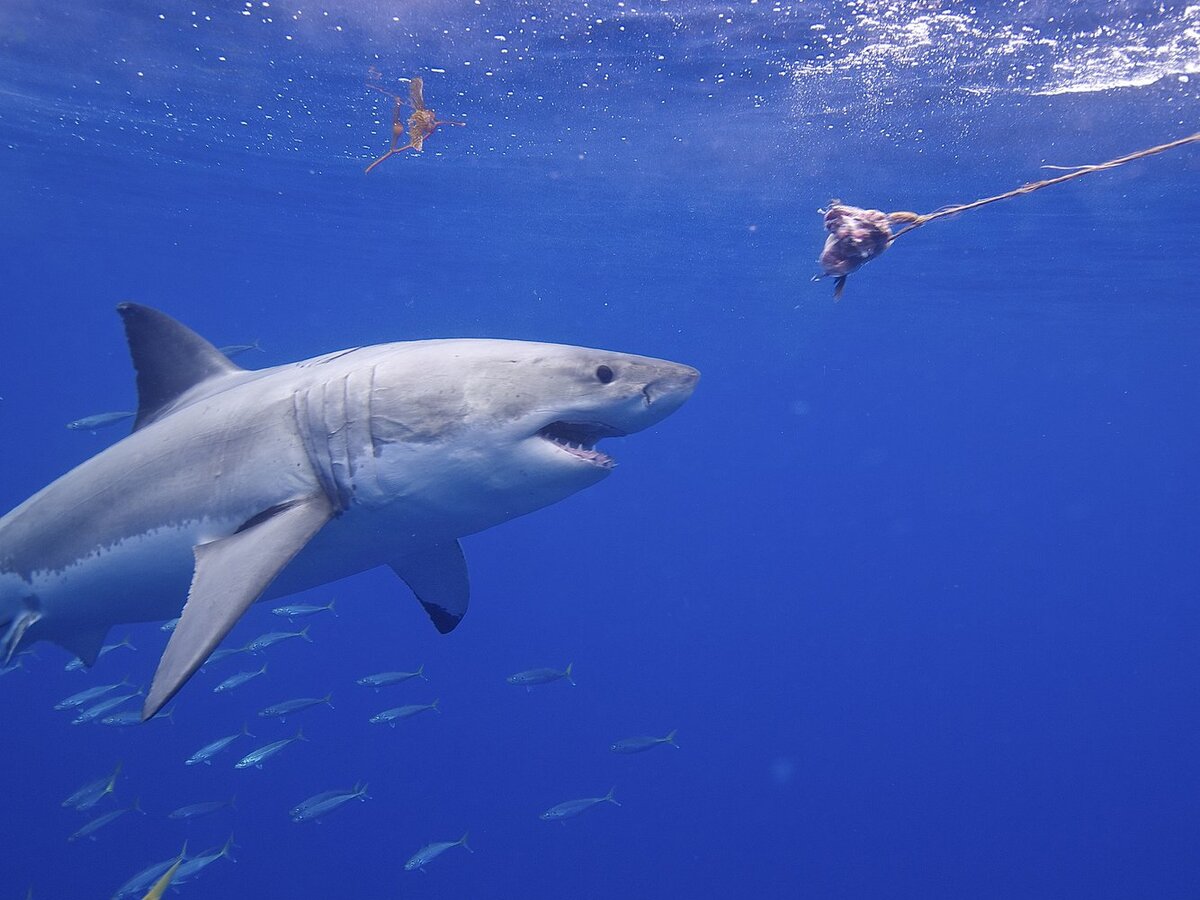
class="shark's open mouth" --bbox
[537,422,622,469]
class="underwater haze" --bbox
[3,0,1200,897]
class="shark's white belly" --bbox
[31,501,447,635]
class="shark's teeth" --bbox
[537,422,618,469]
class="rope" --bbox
[887,132,1200,242]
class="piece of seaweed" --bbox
[364,76,466,174]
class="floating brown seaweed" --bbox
[815,132,1200,300]
[364,76,465,174]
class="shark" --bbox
[0,304,698,719]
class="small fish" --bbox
[506,662,574,690]
[610,729,679,754]
[62,761,121,811]
[271,599,336,620]
[65,636,136,671]
[68,797,143,842]
[55,677,131,710]
[404,832,473,872]
[356,665,426,688]
[246,626,313,653]
[171,835,236,884]
[202,644,252,668]
[115,843,187,900]
[185,723,254,766]
[139,850,185,900]
[73,688,143,725]
[369,699,440,726]
[101,707,173,727]
[219,340,262,358]
[539,787,620,822]
[168,797,236,821]
[160,617,180,633]
[234,728,308,770]
[258,693,333,719]
[289,783,369,823]
[212,663,267,693]
[65,410,135,432]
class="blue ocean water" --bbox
[2,0,1199,896]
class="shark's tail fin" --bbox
[299,625,313,643]
[458,832,473,853]
[564,662,575,686]
[603,786,620,807]
[327,599,338,617]
[416,663,427,681]
[663,728,679,748]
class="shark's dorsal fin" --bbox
[116,303,243,431]
[143,493,335,720]
[391,541,470,634]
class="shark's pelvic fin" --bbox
[143,493,335,720]
[54,624,109,667]
[116,303,244,431]
[391,541,470,634]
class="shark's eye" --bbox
[595,365,614,384]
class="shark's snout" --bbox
[534,360,699,471]
[641,362,700,419]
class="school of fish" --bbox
[25,598,680,895]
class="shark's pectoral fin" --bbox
[391,541,469,634]
[143,494,335,720]
[54,625,109,667]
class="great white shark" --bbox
[0,304,699,719]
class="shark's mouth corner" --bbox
[537,422,622,469]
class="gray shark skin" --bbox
[0,305,699,719]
